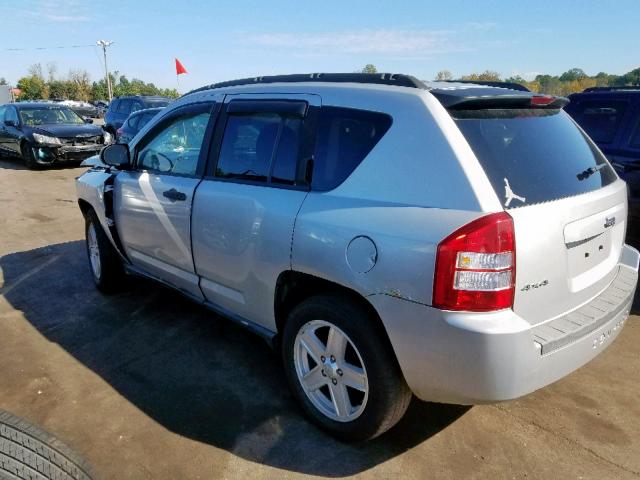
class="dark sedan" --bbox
[0,102,112,169]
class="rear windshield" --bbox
[454,109,617,208]
[145,99,170,108]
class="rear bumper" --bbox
[370,244,639,405]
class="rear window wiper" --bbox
[577,163,606,181]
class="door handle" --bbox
[162,188,187,202]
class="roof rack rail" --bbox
[443,80,530,92]
[182,73,427,97]
[583,86,640,92]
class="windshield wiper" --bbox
[577,163,606,181]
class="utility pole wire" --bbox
[2,44,95,51]
[96,40,114,101]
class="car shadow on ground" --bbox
[0,241,469,477]
[0,156,28,170]
[0,156,84,171]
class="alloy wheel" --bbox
[293,320,369,422]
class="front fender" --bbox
[76,169,128,262]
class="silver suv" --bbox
[76,73,639,441]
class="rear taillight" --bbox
[433,212,515,312]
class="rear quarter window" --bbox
[127,115,140,129]
[454,109,617,208]
[312,107,392,191]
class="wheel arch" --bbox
[273,271,398,362]
[77,198,93,218]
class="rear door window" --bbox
[571,100,628,144]
[216,112,302,186]
[454,109,617,208]
[312,107,392,191]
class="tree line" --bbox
[7,63,640,101]
[9,63,179,102]
[362,65,640,95]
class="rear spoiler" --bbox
[430,86,569,110]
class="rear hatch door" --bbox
[448,96,625,325]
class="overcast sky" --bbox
[1,0,638,92]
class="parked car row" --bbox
[77,73,639,441]
[0,95,171,168]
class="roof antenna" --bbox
[504,178,526,207]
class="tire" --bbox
[0,410,95,480]
[20,143,41,170]
[85,210,124,293]
[282,294,412,441]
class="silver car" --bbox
[76,73,639,441]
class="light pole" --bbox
[96,40,114,101]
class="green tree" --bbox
[614,67,640,86]
[461,70,502,81]
[434,70,453,81]
[16,75,49,100]
[0,77,7,85]
[361,64,378,74]
[559,68,587,82]
[504,75,527,84]
[535,74,563,95]
[89,72,179,101]
[67,70,91,101]
[48,80,69,99]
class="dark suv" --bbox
[564,87,640,219]
[104,96,171,134]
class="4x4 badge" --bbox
[604,217,616,228]
[521,280,549,292]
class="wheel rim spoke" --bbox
[329,382,351,418]
[301,366,327,391]
[298,330,325,363]
[87,224,101,278]
[326,326,347,361]
[340,363,367,392]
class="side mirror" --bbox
[5,119,17,127]
[100,143,130,169]
[84,117,94,124]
